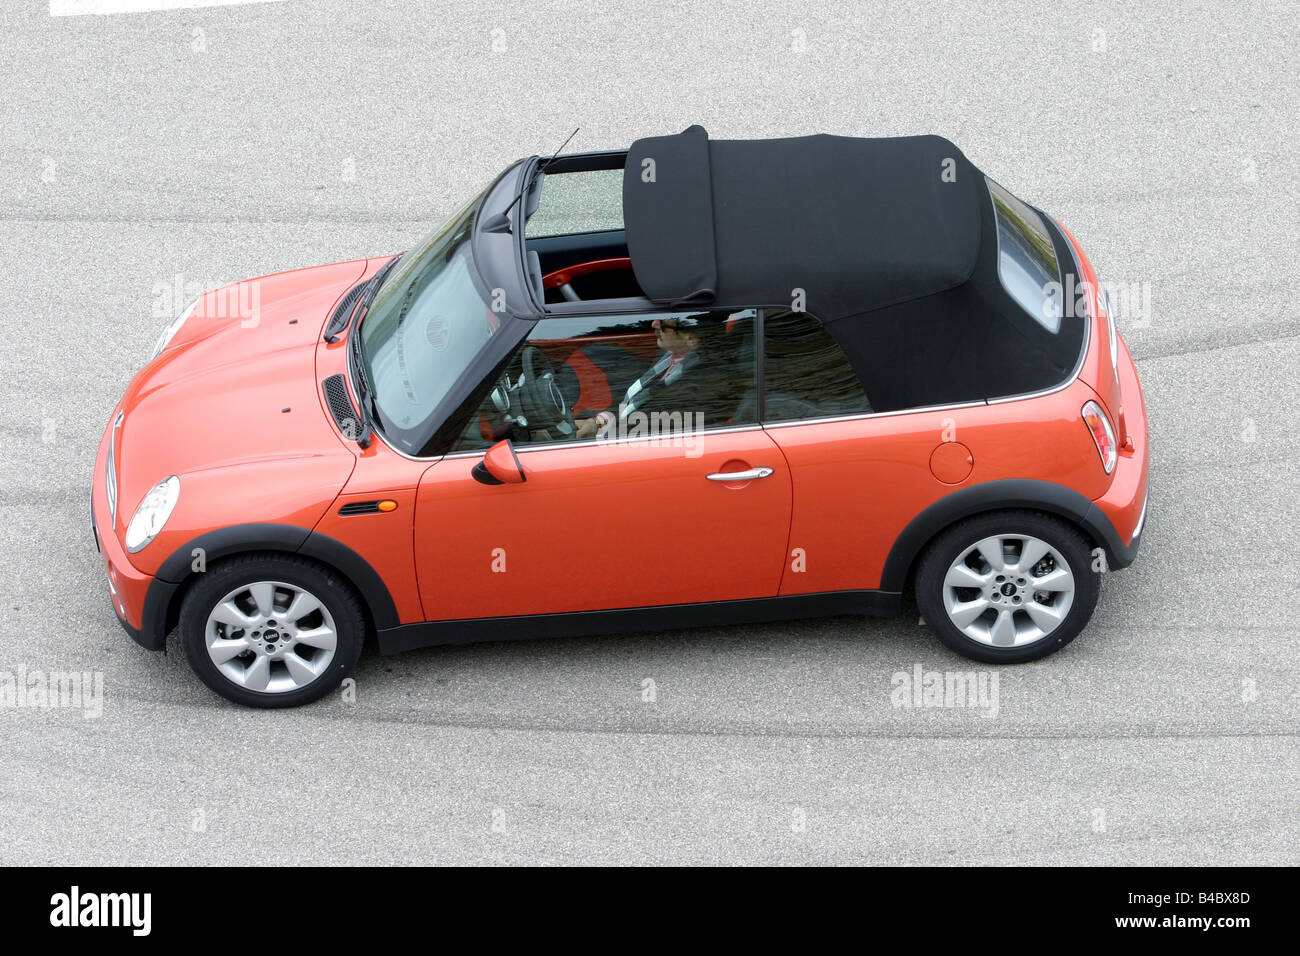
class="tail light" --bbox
[1082,401,1117,474]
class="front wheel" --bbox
[179,555,366,707]
[915,511,1101,664]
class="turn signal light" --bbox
[1082,401,1117,475]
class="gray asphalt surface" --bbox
[1,0,1297,865]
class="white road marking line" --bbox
[51,0,286,16]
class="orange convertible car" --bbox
[93,127,1149,707]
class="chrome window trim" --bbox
[365,411,766,463]
[1104,287,1121,385]
[370,427,445,463]
[438,422,766,461]
[760,399,986,430]
[106,411,123,523]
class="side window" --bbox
[453,309,758,450]
[761,310,872,421]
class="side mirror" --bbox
[472,439,526,485]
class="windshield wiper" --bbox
[346,325,375,449]
[339,252,406,447]
[323,254,402,342]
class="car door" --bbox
[412,308,792,621]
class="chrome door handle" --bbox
[706,466,774,481]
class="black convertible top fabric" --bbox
[623,126,983,319]
[622,125,718,304]
[620,126,1086,411]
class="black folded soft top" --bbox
[622,125,983,319]
[620,126,1086,412]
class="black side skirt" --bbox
[376,590,902,656]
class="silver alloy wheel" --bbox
[204,580,338,693]
[941,534,1076,648]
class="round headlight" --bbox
[152,299,198,359]
[125,476,180,553]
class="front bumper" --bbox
[92,412,164,650]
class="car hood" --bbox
[113,258,369,525]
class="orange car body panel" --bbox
[767,376,1112,597]
[311,488,424,624]
[412,430,793,620]
[94,258,375,628]
[92,215,1148,647]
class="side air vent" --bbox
[338,500,397,516]
[323,281,367,342]
[322,374,369,447]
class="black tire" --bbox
[915,510,1100,664]
[179,554,366,708]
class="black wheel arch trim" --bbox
[880,478,1136,593]
[136,522,399,652]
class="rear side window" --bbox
[761,310,872,421]
[988,178,1062,332]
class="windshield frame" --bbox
[353,159,540,459]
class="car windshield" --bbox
[358,190,500,450]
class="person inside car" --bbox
[573,312,733,439]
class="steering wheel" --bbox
[517,346,574,438]
[543,256,633,302]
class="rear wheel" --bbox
[915,511,1100,663]
[179,555,365,707]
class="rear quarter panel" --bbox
[767,380,1109,595]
